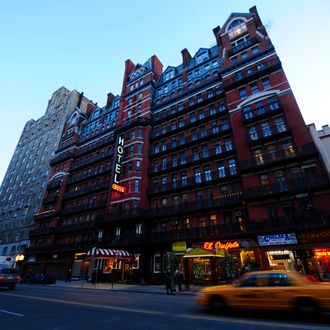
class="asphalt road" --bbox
[0,284,329,330]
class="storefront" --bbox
[86,247,137,283]
[183,239,257,285]
[258,233,298,271]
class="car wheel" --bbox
[8,284,16,290]
[294,298,320,319]
[209,295,227,314]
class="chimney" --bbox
[213,26,222,47]
[106,93,115,108]
[86,103,95,118]
[181,48,192,70]
[77,92,84,108]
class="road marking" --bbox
[0,309,24,317]
[1,293,164,316]
[176,313,328,330]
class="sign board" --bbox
[112,135,126,193]
[258,233,297,246]
[172,241,187,252]
[203,241,240,251]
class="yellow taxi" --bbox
[196,271,330,316]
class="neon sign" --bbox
[203,241,240,250]
[112,136,125,193]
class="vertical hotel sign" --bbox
[112,135,126,193]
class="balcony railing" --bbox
[150,105,228,140]
[149,194,243,217]
[67,166,111,184]
[151,223,244,242]
[49,150,74,166]
[223,58,281,90]
[239,143,318,172]
[53,221,96,234]
[115,116,150,133]
[33,209,57,221]
[228,37,258,57]
[42,195,58,204]
[242,100,282,123]
[29,227,56,237]
[148,166,238,195]
[26,240,96,254]
[63,182,110,200]
[247,122,290,144]
[96,208,146,224]
[150,124,231,156]
[71,151,113,171]
[46,178,63,190]
[76,134,114,156]
[60,199,107,216]
[244,174,330,200]
[149,145,235,175]
[151,87,224,124]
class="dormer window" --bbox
[196,51,209,64]
[165,69,175,81]
[228,19,247,40]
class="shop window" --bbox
[153,254,162,273]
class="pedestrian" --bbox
[165,271,174,295]
[65,268,71,283]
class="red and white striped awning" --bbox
[87,247,133,259]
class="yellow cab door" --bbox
[231,273,276,310]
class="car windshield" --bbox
[0,268,19,275]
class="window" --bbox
[239,87,247,99]
[262,77,271,89]
[262,122,272,137]
[204,166,212,181]
[224,138,233,151]
[115,227,121,239]
[249,126,258,140]
[194,167,202,183]
[275,117,287,132]
[250,82,259,94]
[161,157,167,170]
[136,224,143,236]
[136,160,141,171]
[241,51,248,60]
[153,254,161,273]
[228,159,237,175]
[260,174,269,185]
[218,162,226,178]
[181,172,187,186]
[251,46,259,55]
[134,179,140,192]
[214,141,222,154]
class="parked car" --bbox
[0,268,20,290]
[20,272,56,284]
[196,270,330,317]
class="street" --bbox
[0,284,329,330]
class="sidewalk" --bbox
[50,279,201,296]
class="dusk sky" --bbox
[0,0,329,184]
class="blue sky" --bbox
[0,0,329,184]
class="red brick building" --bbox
[26,7,330,283]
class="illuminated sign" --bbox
[203,241,240,250]
[112,136,125,192]
[112,183,125,193]
[258,233,297,246]
[172,241,187,252]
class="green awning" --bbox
[183,247,215,258]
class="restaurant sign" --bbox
[258,233,297,246]
[203,241,240,251]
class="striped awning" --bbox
[87,247,133,258]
